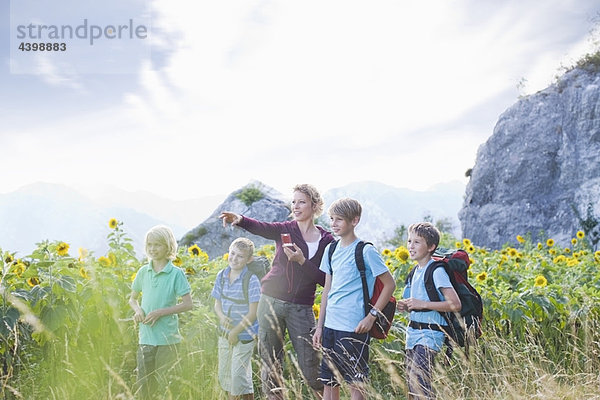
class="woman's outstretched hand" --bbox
[219,211,242,227]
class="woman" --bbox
[220,184,334,399]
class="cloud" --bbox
[1,0,598,199]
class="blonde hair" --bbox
[328,198,362,222]
[408,222,440,253]
[145,225,178,260]
[230,237,255,257]
[293,184,325,217]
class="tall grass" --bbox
[3,223,600,398]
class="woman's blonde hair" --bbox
[145,225,178,260]
[293,183,325,217]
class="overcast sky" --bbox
[1,0,599,201]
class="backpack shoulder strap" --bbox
[405,266,416,286]
[241,269,252,304]
[423,260,446,302]
[327,240,339,275]
[423,261,454,326]
[355,241,373,316]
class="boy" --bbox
[396,222,461,400]
[313,198,395,400]
[129,225,193,399]
[211,238,261,400]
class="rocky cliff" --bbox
[179,181,290,258]
[459,65,600,249]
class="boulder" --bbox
[179,181,291,259]
[459,65,600,249]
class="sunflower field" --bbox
[1,220,600,399]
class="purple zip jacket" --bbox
[238,216,334,305]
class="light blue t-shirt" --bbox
[319,239,390,332]
[403,259,452,352]
[132,261,192,346]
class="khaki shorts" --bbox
[218,336,256,396]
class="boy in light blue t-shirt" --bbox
[129,225,193,400]
[313,198,395,400]
[397,222,461,400]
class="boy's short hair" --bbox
[408,222,440,253]
[145,225,178,260]
[328,198,362,222]
[293,183,325,217]
[230,237,255,257]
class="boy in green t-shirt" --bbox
[129,225,193,399]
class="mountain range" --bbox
[0,181,465,258]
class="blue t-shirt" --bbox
[319,239,390,332]
[131,261,191,345]
[211,266,261,341]
[403,259,452,352]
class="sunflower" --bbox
[508,248,518,257]
[394,247,410,262]
[577,230,585,239]
[13,261,26,277]
[382,248,392,257]
[546,239,555,248]
[172,256,183,267]
[79,267,89,279]
[516,235,525,244]
[455,241,462,249]
[185,267,196,275]
[463,238,472,247]
[108,218,118,229]
[312,304,320,320]
[537,243,543,250]
[78,247,89,261]
[223,253,229,261]
[4,254,14,264]
[27,276,40,287]
[188,244,202,257]
[571,238,577,245]
[57,242,70,256]
[98,256,112,267]
[534,275,547,288]
[476,272,487,282]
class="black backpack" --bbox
[219,256,270,304]
[405,248,483,348]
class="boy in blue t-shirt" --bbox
[313,198,395,400]
[397,222,461,400]
[211,237,261,400]
[129,225,193,399]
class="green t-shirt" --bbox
[132,261,191,345]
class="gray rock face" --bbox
[179,181,291,258]
[459,66,600,249]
